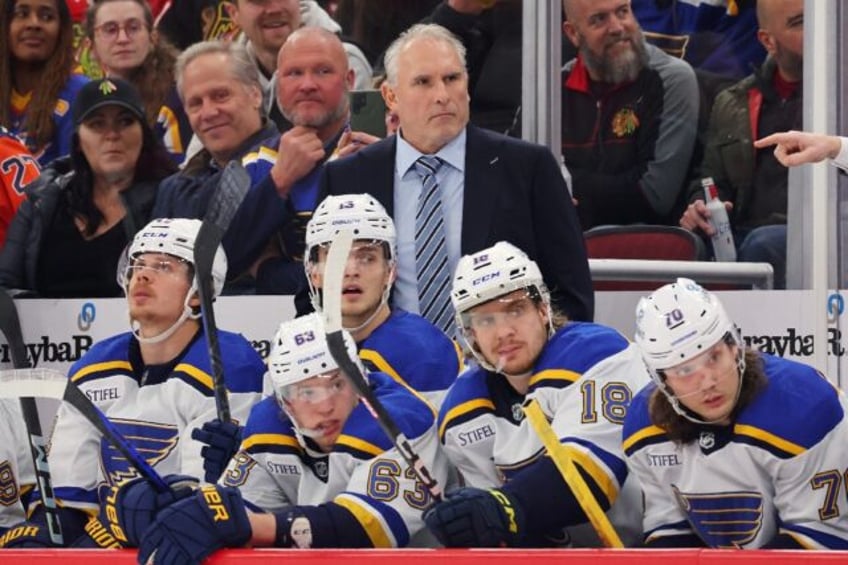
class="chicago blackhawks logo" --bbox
[611,108,639,137]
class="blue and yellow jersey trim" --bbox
[622,424,667,456]
[333,492,409,548]
[737,355,844,454]
[359,348,436,418]
[242,432,302,456]
[171,363,216,396]
[528,368,580,390]
[561,443,620,506]
[438,397,495,441]
[334,434,386,460]
[70,360,133,386]
[242,145,278,168]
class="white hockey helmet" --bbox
[117,218,227,343]
[305,194,396,261]
[451,241,551,370]
[304,194,396,312]
[267,313,362,405]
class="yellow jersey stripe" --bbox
[439,398,495,439]
[174,363,214,391]
[336,434,384,457]
[733,424,805,456]
[333,495,393,547]
[242,433,299,451]
[622,424,665,452]
[358,349,436,418]
[71,361,133,383]
[529,369,580,387]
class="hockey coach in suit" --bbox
[319,23,593,325]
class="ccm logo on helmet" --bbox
[472,272,500,286]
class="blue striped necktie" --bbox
[413,156,454,335]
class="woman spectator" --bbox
[1,0,89,166]
[85,0,191,164]
[0,77,177,297]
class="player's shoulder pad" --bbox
[178,330,264,395]
[334,372,435,460]
[69,332,134,386]
[734,354,845,458]
[529,322,629,390]
[437,366,494,441]
[361,310,460,391]
[241,396,301,456]
[622,383,668,456]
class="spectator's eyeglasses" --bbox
[94,18,147,41]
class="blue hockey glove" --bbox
[0,522,59,548]
[192,419,243,483]
[100,474,199,547]
[424,487,525,547]
[137,484,252,565]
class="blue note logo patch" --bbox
[99,419,178,486]
[673,486,763,548]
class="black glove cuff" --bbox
[273,507,309,548]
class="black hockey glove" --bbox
[192,418,243,483]
[137,484,251,565]
[424,487,525,547]
[99,474,198,547]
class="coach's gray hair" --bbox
[175,40,261,101]
[383,23,467,87]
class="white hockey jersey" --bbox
[0,399,34,532]
[221,372,449,547]
[623,353,848,549]
[47,330,264,513]
[438,322,650,547]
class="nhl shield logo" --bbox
[511,403,525,422]
[699,432,715,450]
[314,459,329,480]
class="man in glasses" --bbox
[0,218,265,548]
[134,313,449,562]
[424,241,649,547]
[622,278,848,548]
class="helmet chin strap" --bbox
[342,284,391,334]
[130,284,199,345]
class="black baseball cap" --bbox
[72,78,146,126]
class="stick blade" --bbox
[0,368,68,400]
[205,160,250,232]
[322,229,354,333]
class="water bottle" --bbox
[702,177,736,262]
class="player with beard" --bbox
[560,0,699,230]
[423,242,649,547]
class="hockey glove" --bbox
[424,487,525,547]
[0,522,59,548]
[100,474,198,547]
[192,419,243,483]
[138,484,252,565]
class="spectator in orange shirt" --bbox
[0,126,39,247]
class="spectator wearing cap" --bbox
[0,77,176,297]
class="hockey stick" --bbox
[523,399,623,548]
[0,291,63,544]
[0,368,170,494]
[322,230,442,502]
[194,160,250,422]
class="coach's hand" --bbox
[424,487,525,547]
[138,484,251,565]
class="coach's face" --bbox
[382,37,470,155]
